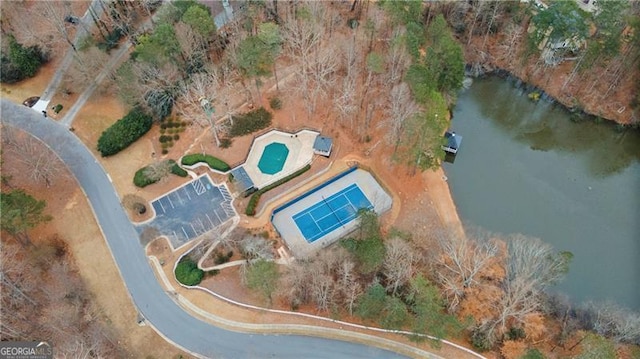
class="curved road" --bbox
[0,100,413,359]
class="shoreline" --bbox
[466,64,639,128]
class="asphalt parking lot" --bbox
[136,175,236,249]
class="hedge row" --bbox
[97,108,152,157]
[245,164,311,216]
[181,153,230,172]
[229,107,272,137]
[175,256,203,286]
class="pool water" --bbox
[258,142,289,175]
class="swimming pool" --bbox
[257,142,289,175]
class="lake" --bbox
[444,76,640,310]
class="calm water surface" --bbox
[444,77,640,310]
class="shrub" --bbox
[133,167,156,188]
[507,327,526,341]
[96,28,124,52]
[144,88,175,122]
[1,35,49,84]
[470,327,493,351]
[245,164,310,216]
[229,107,272,137]
[245,193,261,216]
[175,256,203,286]
[170,161,188,177]
[134,160,185,187]
[214,251,232,265]
[162,149,168,155]
[220,138,232,148]
[173,134,180,140]
[181,153,230,172]
[97,108,153,156]
[205,269,220,278]
[269,97,282,110]
[53,104,63,114]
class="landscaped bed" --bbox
[181,153,230,172]
[245,164,311,216]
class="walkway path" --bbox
[1,99,425,358]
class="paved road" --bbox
[0,99,414,359]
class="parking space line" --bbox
[213,209,222,223]
[174,192,184,206]
[181,226,189,239]
[195,218,205,232]
[157,200,166,213]
[183,187,192,200]
[173,230,178,240]
[166,196,175,209]
[205,214,215,227]
[190,223,198,236]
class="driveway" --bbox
[0,99,419,359]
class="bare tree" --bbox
[279,260,312,309]
[117,60,182,121]
[102,1,139,41]
[2,127,65,187]
[175,22,205,62]
[380,83,419,155]
[1,241,37,339]
[281,6,331,119]
[434,229,498,312]
[310,271,334,312]
[335,38,359,129]
[1,2,54,49]
[142,160,174,183]
[382,237,416,295]
[175,69,223,146]
[63,46,111,92]
[295,42,338,119]
[336,259,361,315]
[279,246,359,313]
[239,236,274,261]
[490,234,572,340]
[385,28,410,85]
[36,1,77,51]
[497,22,523,65]
[583,301,640,344]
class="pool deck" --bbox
[271,168,392,258]
[243,129,318,189]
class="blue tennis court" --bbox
[292,183,373,243]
